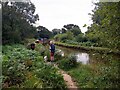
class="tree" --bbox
[54,31,74,42]
[75,33,87,42]
[52,28,61,35]
[2,1,39,44]
[12,1,39,23]
[63,24,82,36]
[86,2,120,50]
[61,28,67,34]
[37,26,53,39]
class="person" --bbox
[49,41,55,61]
[30,43,35,50]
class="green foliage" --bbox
[68,65,93,88]
[56,2,120,49]
[2,44,66,88]
[60,34,68,43]
[44,49,50,61]
[2,45,42,86]
[54,31,74,43]
[21,74,42,88]
[75,34,88,42]
[65,52,120,88]
[67,54,78,67]
[54,24,82,42]
[37,26,53,39]
[34,64,66,89]
[57,55,78,71]
[54,49,63,61]
[54,34,67,42]
[55,42,120,55]
[52,28,61,35]
[62,24,82,36]
[87,2,120,50]
[2,1,38,44]
[68,58,120,88]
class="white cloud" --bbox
[31,0,95,33]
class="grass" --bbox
[39,41,120,88]
[55,53,120,88]
[53,44,120,88]
[68,65,94,88]
[70,63,119,88]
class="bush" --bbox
[54,32,74,42]
[21,74,43,88]
[75,34,88,42]
[2,45,43,87]
[68,54,77,67]
[54,49,64,61]
[34,64,67,89]
[2,45,66,88]
[57,55,78,71]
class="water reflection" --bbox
[56,46,120,66]
[57,48,89,64]
[75,53,89,64]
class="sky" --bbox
[31,0,96,33]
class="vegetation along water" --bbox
[1,1,120,89]
[55,45,120,88]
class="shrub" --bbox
[2,45,43,87]
[57,55,78,71]
[54,49,64,61]
[68,54,77,67]
[44,49,50,61]
[2,58,26,86]
[21,74,43,88]
[2,45,66,88]
[34,64,67,89]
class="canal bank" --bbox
[54,45,120,88]
[55,42,120,55]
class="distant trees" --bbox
[52,24,82,36]
[52,28,68,36]
[63,24,82,36]
[37,26,53,39]
[54,24,81,42]
[2,1,39,44]
[52,28,61,35]
[53,2,120,50]
[54,31,74,42]
[75,34,87,42]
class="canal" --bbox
[56,45,120,66]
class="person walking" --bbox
[49,41,55,62]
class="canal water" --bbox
[56,46,119,65]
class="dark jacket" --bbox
[50,44,55,53]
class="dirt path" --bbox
[47,62,78,89]
[59,69,78,89]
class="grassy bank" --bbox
[2,44,66,89]
[55,53,120,88]
[55,42,120,55]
